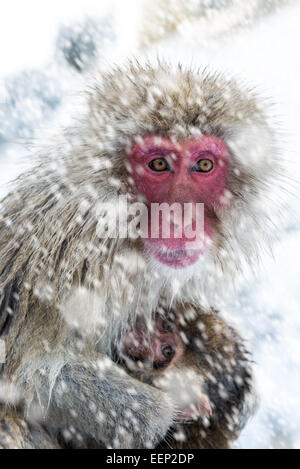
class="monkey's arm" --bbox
[33,358,175,449]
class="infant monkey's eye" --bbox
[161,343,176,360]
[161,319,174,332]
[192,158,214,173]
[148,158,170,172]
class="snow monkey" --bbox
[119,305,252,449]
[0,62,281,448]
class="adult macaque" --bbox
[0,62,280,448]
[119,305,252,449]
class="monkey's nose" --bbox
[169,204,198,229]
[170,216,194,238]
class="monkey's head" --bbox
[13,62,283,326]
[83,62,281,304]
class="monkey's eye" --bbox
[161,343,175,360]
[161,319,174,332]
[192,159,214,173]
[148,158,170,172]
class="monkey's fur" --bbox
[0,408,60,449]
[0,62,281,448]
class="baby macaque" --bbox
[119,305,253,449]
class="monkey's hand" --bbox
[178,394,212,420]
[34,356,176,449]
[153,368,212,421]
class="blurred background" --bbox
[0,0,299,449]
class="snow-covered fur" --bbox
[0,62,282,427]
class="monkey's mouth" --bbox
[149,246,204,268]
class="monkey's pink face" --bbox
[130,136,229,269]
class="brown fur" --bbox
[0,408,59,449]
[167,308,252,449]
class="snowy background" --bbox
[0,0,299,449]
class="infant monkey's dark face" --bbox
[121,314,183,370]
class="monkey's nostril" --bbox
[161,343,175,360]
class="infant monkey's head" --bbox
[120,311,212,420]
[121,313,182,368]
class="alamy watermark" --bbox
[95,195,206,249]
